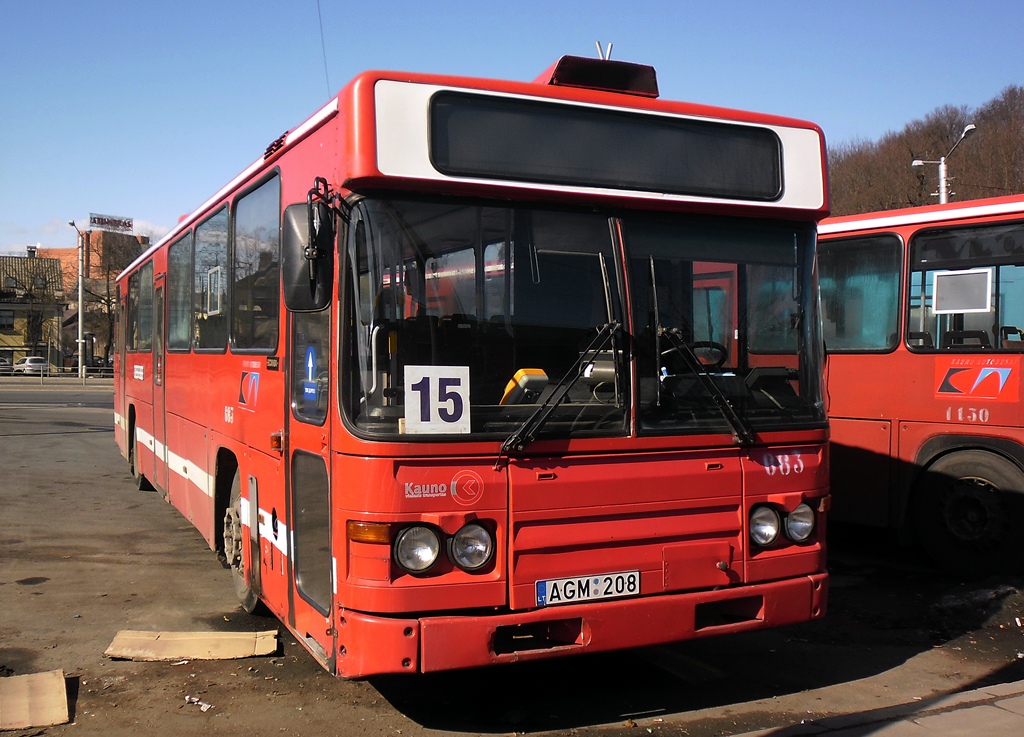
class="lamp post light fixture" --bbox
[912,123,977,204]
[68,220,86,380]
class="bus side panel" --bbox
[829,418,894,526]
[132,399,155,482]
[124,375,154,475]
[171,414,212,538]
[244,447,289,621]
[825,353,906,421]
[163,410,187,505]
[114,371,126,461]
[828,348,1024,527]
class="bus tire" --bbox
[223,470,260,613]
[911,450,1024,576]
[128,427,153,491]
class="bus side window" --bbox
[194,208,229,351]
[818,235,901,352]
[233,175,281,352]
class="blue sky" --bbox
[2,0,1022,252]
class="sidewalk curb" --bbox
[0,378,113,391]
[733,679,1024,736]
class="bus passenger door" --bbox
[152,283,168,495]
[284,308,335,670]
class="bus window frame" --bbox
[167,230,195,353]
[905,219,1024,354]
[193,206,231,354]
[230,171,282,356]
[127,260,155,354]
[817,231,904,355]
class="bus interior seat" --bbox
[1000,326,1024,348]
[942,330,991,349]
[908,331,933,347]
[439,313,475,357]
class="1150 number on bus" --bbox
[946,406,991,423]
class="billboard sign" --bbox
[89,213,133,234]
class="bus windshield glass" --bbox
[344,197,823,439]
[624,214,823,434]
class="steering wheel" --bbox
[662,340,729,369]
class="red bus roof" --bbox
[819,194,1024,235]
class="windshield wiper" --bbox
[659,325,756,446]
[496,321,621,467]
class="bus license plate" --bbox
[536,570,640,607]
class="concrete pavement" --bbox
[7,375,1023,736]
[735,679,1024,736]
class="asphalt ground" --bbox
[4,380,1024,737]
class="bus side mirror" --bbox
[283,200,333,312]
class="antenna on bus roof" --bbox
[595,41,613,60]
[316,0,332,98]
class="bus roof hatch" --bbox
[535,55,659,98]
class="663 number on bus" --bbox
[763,453,805,476]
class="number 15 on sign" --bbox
[404,366,471,434]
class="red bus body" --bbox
[115,58,830,677]
[819,195,1024,573]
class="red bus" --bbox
[818,195,1024,575]
[114,56,830,678]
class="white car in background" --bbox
[13,356,51,375]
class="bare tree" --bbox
[62,231,147,363]
[87,232,146,361]
[829,88,1024,216]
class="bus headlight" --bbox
[785,503,815,542]
[750,506,781,547]
[393,526,440,573]
[450,523,494,571]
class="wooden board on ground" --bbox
[104,629,278,661]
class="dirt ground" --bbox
[3,388,1024,737]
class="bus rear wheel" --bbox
[911,451,1024,576]
[223,471,260,613]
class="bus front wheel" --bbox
[223,471,260,613]
[911,451,1024,576]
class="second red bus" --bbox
[819,195,1024,575]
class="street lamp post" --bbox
[68,220,85,380]
[912,123,977,204]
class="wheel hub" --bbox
[223,506,243,568]
[942,476,1006,546]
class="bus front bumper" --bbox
[335,572,827,678]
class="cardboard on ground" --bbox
[104,629,278,661]
[0,669,69,730]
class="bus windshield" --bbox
[625,215,823,435]
[344,197,824,439]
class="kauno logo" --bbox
[935,357,1018,402]
[403,470,485,504]
[404,482,448,499]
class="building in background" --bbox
[40,227,149,365]
[0,248,67,366]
